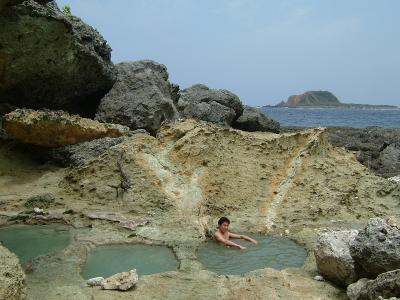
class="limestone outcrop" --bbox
[0,244,25,300]
[350,218,400,278]
[233,105,280,133]
[314,230,359,287]
[101,269,138,291]
[347,269,400,300]
[3,109,130,147]
[95,60,179,134]
[0,0,116,116]
[177,84,243,126]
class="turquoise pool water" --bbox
[196,235,307,275]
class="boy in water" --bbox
[213,217,258,250]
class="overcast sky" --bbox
[56,0,400,106]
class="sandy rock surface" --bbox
[3,109,130,147]
[0,244,25,300]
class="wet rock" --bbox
[350,218,400,278]
[96,60,179,134]
[0,0,116,117]
[101,269,138,291]
[87,277,104,287]
[47,136,125,167]
[314,229,358,287]
[233,105,280,133]
[85,212,148,231]
[3,109,129,147]
[347,270,400,300]
[0,244,25,300]
[177,84,243,126]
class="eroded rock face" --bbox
[0,244,25,300]
[3,109,129,147]
[101,269,138,291]
[177,84,243,126]
[0,0,116,116]
[233,105,280,133]
[314,230,359,287]
[95,60,178,134]
[347,270,400,300]
[350,218,400,278]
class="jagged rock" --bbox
[24,193,55,208]
[233,105,280,133]
[101,269,138,291]
[0,244,26,300]
[0,0,116,116]
[3,109,129,147]
[347,270,400,300]
[350,218,400,278]
[95,60,178,134]
[177,84,243,126]
[314,229,359,287]
[388,176,400,184]
[85,212,148,231]
[87,277,104,287]
[47,136,125,167]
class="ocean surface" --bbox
[260,107,400,128]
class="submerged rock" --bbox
[350,218,400,278]
[347,269,400,300]
[0,0,116,116]
[177,84,243,126]
[3,109,129,147]
[314,229,358,287]
[0,244,25,300]
[233,105,280,133]
[96,60,179,134]
[101,269,138,291]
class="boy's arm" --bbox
[229,232,258,244]
[214,233,246,249]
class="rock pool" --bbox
[196,235,307,275]
[0,224,71,264]
[81,244,179,279]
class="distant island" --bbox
[271,91,398,109]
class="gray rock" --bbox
[87,277,104,287]
[350,218,400,278]
[314,229,359,287]
[101,269,138,291]
[48,136,125,167]
[177,84,243,126]
[347,270,400,300]
[96,60,178,134]
[233,105,280,133]
[0,0,116,117]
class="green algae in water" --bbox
[81,244,179,279]
[0,224,71,264]
[196,235,307,275]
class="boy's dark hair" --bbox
[218,217,230,226]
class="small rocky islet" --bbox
[0,1,400,300]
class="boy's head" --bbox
[217,217,230,233]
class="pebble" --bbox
[314,275,325,282]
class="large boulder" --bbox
[95,60,179,135]
[0,244,25,300]
[347,269,400,300]
[0,0,116,117]
[101,269,138,291]
[3,109,129,147]
[233,105,280,133]
[350,218,400,278]
[177,84,243,126]
[314,229,359,287]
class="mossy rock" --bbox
[24,193,55,208]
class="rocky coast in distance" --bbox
[0,1,400,300]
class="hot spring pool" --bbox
[0,224,71,264]
[196,235,307,275]
[81,244,179,279]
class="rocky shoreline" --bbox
[0,1,399,299]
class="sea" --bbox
[260,107,400,128]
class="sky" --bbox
[56,0,400,106]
